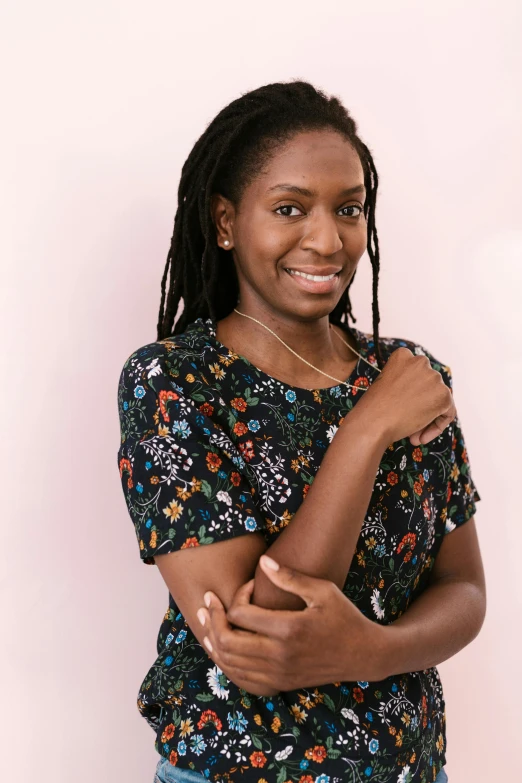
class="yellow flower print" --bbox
[440,506,448,522]
[401,712,411,726]
[180,718,194,736]
[176,486,192,501]
[436,732,444,753]
[185,373,195,382]
[289,704,307,723]
[271,716,281,733]
[209,363,226,380]
[150,530,157,549]
[401,489,408,498]
[365,537,376,549]
[164,500,183,521]
[450,463,460,481]
[158,423,170,437]
[253,714,262,725]
[139,539,144,551]
[356,550,366,567]
[395,728,404,747]
[190,476,202,493]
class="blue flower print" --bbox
[365,711,373,722]
[248,419,260,432]
[423,469,430,480]
[266,701,274,711]
[358,681,369,688]
[218,470,227,479]
[287,412,295,421]
[165,633,174,645]
[316,776,331,783]
[285,390,297,402]
[227,711,248,733]
[175,630,187,644]
[365,767,373,777]
[172,420,191,439]
[300,759,309,769]
[177,740,187,755]
[123,400,129,410]
[136,483,143,494]
[134,385,145,399]
[164,656,173,666]
[145,461,152,470]
[391,683,398,693]
[369,739,379,754]
[239,494,247,502]
[145,518,152,529]
[244,516,257,531]
[191,734,207,756]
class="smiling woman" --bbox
[116,80,484,783]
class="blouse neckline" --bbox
[193,316,378,397]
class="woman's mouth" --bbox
[284,267,341,294]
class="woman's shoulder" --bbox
[367,330,453,388]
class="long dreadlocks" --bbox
[157,80,384,369]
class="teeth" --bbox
[288,270,337,282]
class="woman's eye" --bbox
[274,204,363,218]
[275,205,302,217]
[339,205,363,218]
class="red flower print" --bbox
[353,687,364,703]
[305,745,327,763]
[206,453,222,472]
[231,397,248,412]
[249,750,267,767]
[197,709,222,731]
[387,471,399,486]
[351,376,369,396]
[161,723,176,742]
[446,484,452,503]
[233,421,249,436]
[238,440,255,462]
[412,447,423,462]
[168,750,178,765]
[159,389,180,422]
[180,537,199,549]
[230,471,242,486]
[397,532,417,562]
[414,481,423,496]
[199,402,214,417]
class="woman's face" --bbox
[211,129,368,323]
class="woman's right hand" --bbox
[358,347,457,446]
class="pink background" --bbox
[2,1,521,781]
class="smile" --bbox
[284,267,341,294]
[286,270,338,282]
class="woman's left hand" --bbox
[197,556,390,696]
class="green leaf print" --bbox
[251,734,263,750]
[276,766,287,783]
[195,692,215,702]
[323,693,336,713]
[200,480,213,499]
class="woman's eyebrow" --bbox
[266,183,366,197]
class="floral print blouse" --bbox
[116,317,480,783]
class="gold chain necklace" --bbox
[233,308,382,392]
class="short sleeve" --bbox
[441,366,482,535]
[116,343,266,565]
[399,340,482,536]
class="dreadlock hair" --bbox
[157,79,384,369]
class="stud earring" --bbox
[223,240,230,247]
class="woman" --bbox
[117,81,485,783]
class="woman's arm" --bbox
[252,398,391,610]
[199,518,486,691]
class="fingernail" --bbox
[204,592,212,608]
[260,555,279,571]
[197,608,206,626]
[203,636,213,653]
